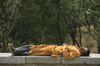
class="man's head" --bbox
[79,47,90,56]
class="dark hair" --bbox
[81,49,90,56]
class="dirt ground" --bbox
[81,26,98,53]
[66,25,98,53]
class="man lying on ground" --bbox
[8,43,90,60]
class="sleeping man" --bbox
[8,43,90,60]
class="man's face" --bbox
[79,47,88,53]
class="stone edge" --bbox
[0,53,100,64]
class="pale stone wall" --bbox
[0,53,100,66]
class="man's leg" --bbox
[8,43,29,56]
[21,52,28,56]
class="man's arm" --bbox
[63,45,81,60]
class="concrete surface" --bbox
[0,53,100,66]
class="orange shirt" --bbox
[27,44,81,60]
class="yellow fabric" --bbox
[51,46,63,57]
[27,44,81,60]
[63,45,81,60]
[27,44,56,56]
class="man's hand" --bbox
[62,43,68,46]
